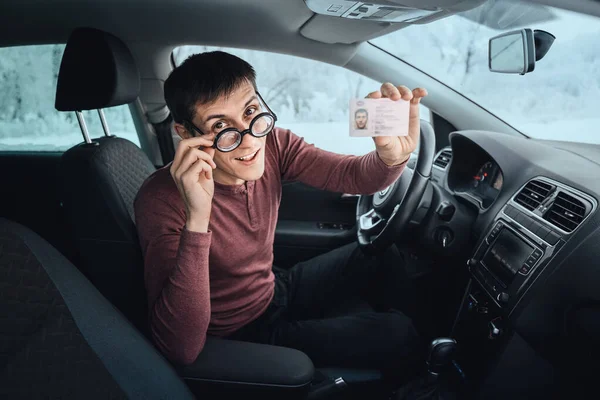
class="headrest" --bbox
[55,27,140,111]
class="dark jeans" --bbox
[227,243,424,375]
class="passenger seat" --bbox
[54,27,156,333]
[0,218,195,399]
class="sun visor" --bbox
[300,14,395,45]
[300,0,485,44]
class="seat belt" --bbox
[147,106,176,165]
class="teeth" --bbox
[236,150,258,161]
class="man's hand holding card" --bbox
[350,83,428,166]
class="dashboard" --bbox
[438,136,506,211]
[455,159,503,209]
[430,129,600,396]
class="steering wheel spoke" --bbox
[358,208,386,235]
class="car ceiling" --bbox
[3,0,599,52]
[0,0,443,44]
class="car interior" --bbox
[1,0,599,399]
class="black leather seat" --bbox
[53,27,384,399]
[0,218,195,399]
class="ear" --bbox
[173,122,192,140]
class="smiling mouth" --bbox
[235,149,260,161]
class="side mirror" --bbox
[488,29,555,75]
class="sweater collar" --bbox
[214,180,255,194]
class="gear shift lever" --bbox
[427,338,458,377]
[395,338,459,400]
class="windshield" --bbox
[371,0,600,144]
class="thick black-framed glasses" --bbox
[186,91,278,153]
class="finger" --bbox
[407,98,422,142]
[182,159,213,186]
[184,148,217,172]
[174,148,217,181]
[365,90,382,99]
[172,136,215,170]
[396,85,413,102]
[410,88,428,104]
[202,145,216,160]
[380,82,400,100]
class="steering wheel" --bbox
[356,120,436,254]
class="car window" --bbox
[0,44,140,152]
[372,0,600,144]
[173,46,430,156]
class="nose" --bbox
[239,130,261,149]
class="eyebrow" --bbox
[203,95,258,125]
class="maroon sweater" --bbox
[134,127,406,364]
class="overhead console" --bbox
[305,0,450,23]
[468,176,597,314]
[301,0,485,43]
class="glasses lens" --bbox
[251,114,275,136]
[217,130,241,151]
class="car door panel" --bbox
[274,181,358,268]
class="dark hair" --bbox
[164,51,257,130]
[355,108,368,117]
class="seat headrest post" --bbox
[98,109,112,137]
[75,111,93,144]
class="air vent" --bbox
[514,179,554,211]
[544,191,588,233]
[433,149,452,169]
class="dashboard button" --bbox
[505,206,518,218]
[525,257,537,267]
[532,249,543,259]
[545,231,561,245]
[523,217,536,230]
[520,265,531,274]
[529,220,542,234]
[534,224,550,238]
[515,212,525,224]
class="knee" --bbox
[382,312,423,358]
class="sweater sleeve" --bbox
[135,193,212,365]
[274,127,407,194]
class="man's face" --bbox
[355,111,368,129]
[185,81,268,185]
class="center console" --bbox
[464,176,598,315]
[448,177,598,398]
[466,202,563,314]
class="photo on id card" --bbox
[349,98,410,137]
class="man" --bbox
[134,51,428,374]
[355,108,369,129]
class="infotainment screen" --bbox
[482,229,534,284]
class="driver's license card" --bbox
[349,98,410,137]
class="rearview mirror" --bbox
[489,28,555,75]
[489,29,535,75]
